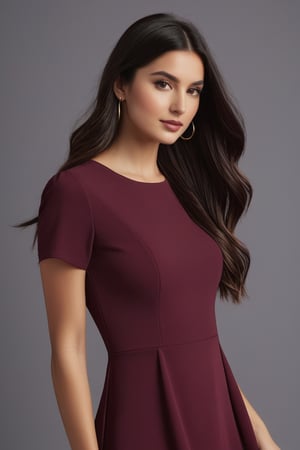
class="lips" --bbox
[160,119,183,133]
[160,120,183,126]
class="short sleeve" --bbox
[37,170,94,269]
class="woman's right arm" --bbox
[39,258,99,450]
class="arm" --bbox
[238,384,281,450]
[39,258,99,450]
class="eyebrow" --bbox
[149,70,204,86]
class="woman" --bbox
[17,13,280,450]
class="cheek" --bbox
[128,86,166,118]
[186,99,200,122]
[188,95,200,111]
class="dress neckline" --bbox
[87,159,167,185]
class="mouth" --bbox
[160,119,183,132]
[160,120,183,126]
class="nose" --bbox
[169,90,186,115]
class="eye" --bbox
[188,87,202,96]
[154,80,172,90]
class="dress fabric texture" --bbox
[37,159,259,450]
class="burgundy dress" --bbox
[37,159,259,450]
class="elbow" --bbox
[50,344,86,373]
[49,331,86,360]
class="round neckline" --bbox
[87,159,167,185]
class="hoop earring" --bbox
[180,121,195,141]
[117,98,122,121]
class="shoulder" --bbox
[40,162,92,202]
[37,162,95,269]
[38,163,96,222]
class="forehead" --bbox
[138,50,204,80]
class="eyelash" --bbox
[153,79,202,96]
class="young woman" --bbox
[18,13,280,450]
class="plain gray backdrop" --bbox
[1,1,299,449]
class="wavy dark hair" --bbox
[15,12,253,304]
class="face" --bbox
[115,50,205,145]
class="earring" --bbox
[180,121,195,141]
[117,97,122,121]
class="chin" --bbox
[159,136,180,145]
[156,132,180,145]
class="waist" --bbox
[108,333,218,357]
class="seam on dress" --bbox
[109,333,218,355]
[68,170,96,269]
[87,269,112,350]
[94,199,164,346]
[66,170,114,346]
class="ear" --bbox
[113,76,126,100]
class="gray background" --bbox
[1,1,299,449]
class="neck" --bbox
[103,123,162,179]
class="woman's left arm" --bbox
[238,384,281,450]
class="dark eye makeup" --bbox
[153,79,202,96]
[154,80,171,89]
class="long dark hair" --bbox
[15,12,253,304]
